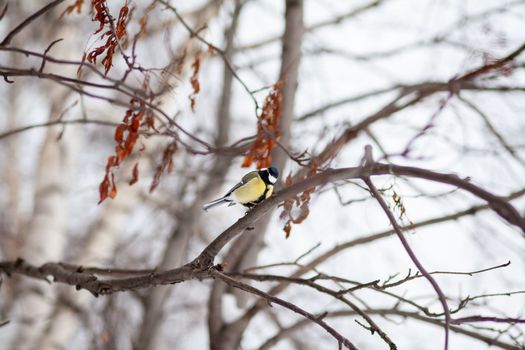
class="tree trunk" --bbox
[210,0,304,348]
[136,3,241,348]
[9,105,73,350]
[34,163,142,349]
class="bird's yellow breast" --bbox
[232,177,267,204]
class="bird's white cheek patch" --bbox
[268,174,278,184]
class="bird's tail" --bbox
[203,197,234,211]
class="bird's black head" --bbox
[260,166,279,184]
[268,166,279,180]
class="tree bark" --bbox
[7,16,81,349]
[9,101,73,350]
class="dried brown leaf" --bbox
[129,162,139,186]
[150,141,178,193]
[189,52,201,112]
[99,97,152,203]
[61,0,84,17]
[284,221,292,239]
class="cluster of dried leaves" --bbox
[98,98,179,202]
[99,97,151,203]
[280,161,319,238]
[69,0,129,76]
[90,1,128,75]
[242,81,283,169]
[62,0,182,202]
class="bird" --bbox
[203,166,279,211]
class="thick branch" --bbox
[1,160,523,294]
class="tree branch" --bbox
[1,159,523,294]
[259,309,523,350]
[211,268,358,350]
[0,0,66,46]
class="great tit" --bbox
[203,166,279,211]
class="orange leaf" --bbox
[150,141,177,192]
[131,115,142,132]
[189,52,201,112]
[114,124,126,144]
[61,0,84,17]
[241,155,253,167]
[129,162,139,186]
[123,132,138,158]
[115,6,129,39]
[99,332,109,344]
[145,112,159,132]
[284,221,292,239]
[285,174,292,186]
[98,174,110,204]
[109,173,117,198]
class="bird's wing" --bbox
[241,170,260,183]
[225,170,259,196]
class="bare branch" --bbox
[211,269,359,350]
[458,95,525,167]
[0,0,66,46]
[229,272,396,349]
[381,261,512,289]
[259,309,523,350]
[0,118,118,141]
[452,316,525,325]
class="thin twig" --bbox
[39,38,63,73]
[0,0,66,46]
[0,118,118,141]
[452,316,525,324]
[381,261,512,289]
[458,95,525,167]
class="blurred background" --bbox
[0,0,524,349]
